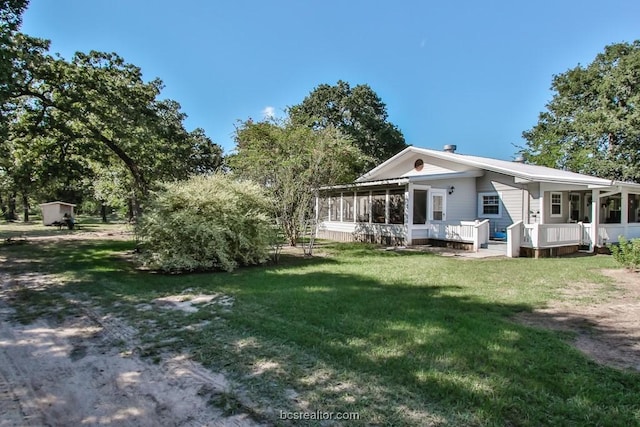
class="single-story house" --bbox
[316,145,640,257]
[40,201,75,226]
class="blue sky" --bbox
[21,0,640,160]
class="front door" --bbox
[430,189,446,221]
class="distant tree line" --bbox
[1,1,408,270]
[0,1,406,229]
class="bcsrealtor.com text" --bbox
[279,410,360,421]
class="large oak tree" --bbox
[522,41,640,182]
[289,80,406,174]
[1,1,222,219]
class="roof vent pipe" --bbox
[513,155,525,163]
[443,144,457,153]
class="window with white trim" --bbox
[478,192,501,218]
[550,192,562,217]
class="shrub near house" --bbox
[610,237,640,270]
[137,174,273,273]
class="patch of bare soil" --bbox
[0,272,263,426]
[515,268,640,371]
[29,228,135,242]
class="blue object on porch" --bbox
[493,231,507,240]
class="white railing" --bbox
[522,222,640,250]
[319,218,491,252]
[597,224,640,245]
[522,224,535,248]
[473,219,490,251]
[521,223,584,248]
[507,221,523,257]
[427,219,490,251]
[428,221,474,242]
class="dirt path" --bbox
[516,268,640,371]
[0,271,262,426]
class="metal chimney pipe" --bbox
[443,144,457,153]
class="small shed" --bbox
[39,201,76,226]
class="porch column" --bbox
[539,183,545,224]
[590,189,600,252]
[353,191,357,223]
[405,183,413,244]
[339,193,344,222]
[385,189,390,224]
[621,188,629,237]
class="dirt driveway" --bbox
[0,231,263,427]
[516,268,640,371]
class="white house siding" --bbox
[528,183,541,223]
[373,153,471,180]
[412,177,477,221]
[476,171,527,234]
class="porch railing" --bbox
[583,223,640,246]
[519,222,640,252]
[521,223,584,248]
[428,219,490,251]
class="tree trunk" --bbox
[0,193,6,220]
[127,198,134,223]
[101,202,108,223]
[8,192,17,221]
[22,193,29,222]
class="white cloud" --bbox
[262,106,276,119]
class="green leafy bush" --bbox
[137,174,274,273]
[609,236,640,270]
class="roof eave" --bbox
[320,177,410,191]
[355,147,415,182]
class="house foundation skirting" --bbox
[316,230,356,242]
[316,229,406,246]
[412,238,474,251]
[519,245,579,258]
[317,229,477,249]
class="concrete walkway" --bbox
[388,241,508,259]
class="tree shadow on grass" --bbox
[215,269,640,426]
[3,239,640,426]
[0,238,341,299]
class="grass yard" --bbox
[1,223,639,426]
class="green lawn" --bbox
[1,229,638,426]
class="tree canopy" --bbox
[1,1,223,220]
[230,118,363,246]
[289,80,406,174]
[521,40,640,182]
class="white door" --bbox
[430,189,446,221]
